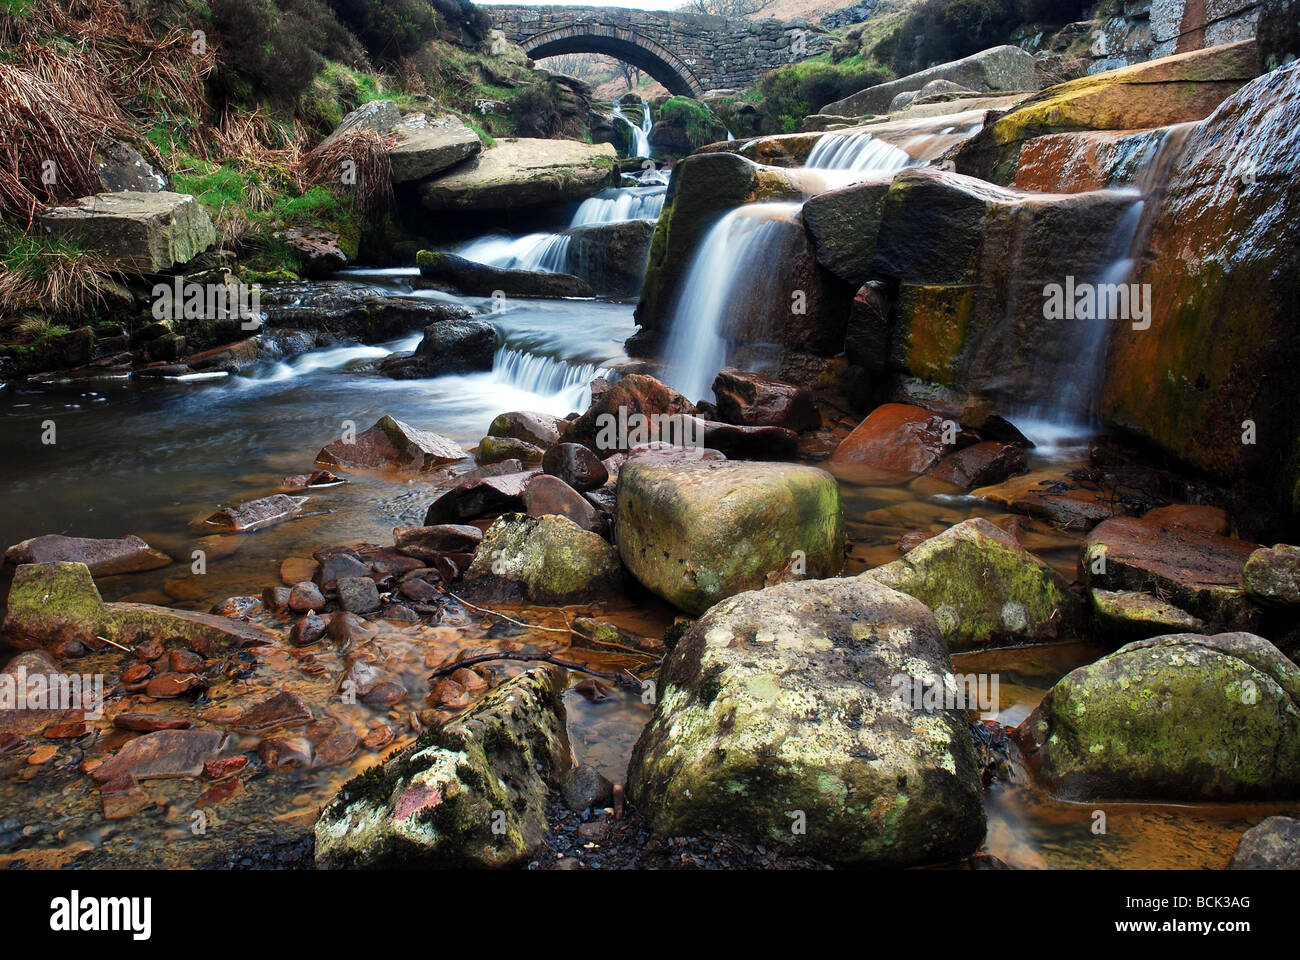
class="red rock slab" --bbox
[113,713,192,732]
[829,403,949,474]
[91,729,227,783]
[230,690,313,734]
[4,534,171,576]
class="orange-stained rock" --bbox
[928,441,1028,490]
[830,404,949,474]
[1141,504,1232,536]
[1101,63,1300,522]
[1080,515,1261,630]
[956,40,1261,183]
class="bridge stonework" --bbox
[489,5,833,96]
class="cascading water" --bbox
[612,99,653,158]
[657,128,920,399]
[659,202,803,402]
[491,344,610,411]
[571,185,666,226]
[805,132,912,173]
[455,232,573,272]
[1014,121,1199,453]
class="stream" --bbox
[0,127,1288,871]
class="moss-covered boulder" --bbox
[2,562,275,655]
[315,666,570,868]
[627,577,986,866]
[865,518,1073,651]
[1244,545,1300,608]
[616,460,844,615]
[1017,632,1300,801]
[955,40,1260,184]
[460,514,621,605]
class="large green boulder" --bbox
[865,518,1073,651]
[615,460,844,615]
[628,576,987,866]
[460,514,622,605]
[1018,632,1300,801]
[315,666,570,867]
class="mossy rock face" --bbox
[616,460,845,615]
[1018,632,1300,801]
[627,577,986,866]
[955,40,1260,184]
[630,152,760,353]
[460,514,622,606]
[2,562,276,655]
[315,666,571,868]
[1099,64,1300,525]
[1089,588,1206,643]
[866,518,1073,651]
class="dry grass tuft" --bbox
[302,128,396,219]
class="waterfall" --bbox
[492,345,610,411]
[659,202,803,402]
[612,100,652,158]
[805,132,912,172]
[572,185,666,226]
[654,130,916,399]
[1018,121,1199,448]
[456,232,572,272]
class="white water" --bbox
[612,99,653,158]
[491,345,609,412]
[657,129,920,400]
[571,185,666,226]
[660,202,803,402]
[805,132,912,173]
[455,232,573,273]
[1016,122,1199,454]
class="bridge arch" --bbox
[521,25,705,97]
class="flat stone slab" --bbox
[92,729,227,783]
[39,191,215,272]
[5,534,171,576]
[204,494,307,532]
[418,138,617,213]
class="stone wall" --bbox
[490,5,834,95]
[1085,0,1261,73]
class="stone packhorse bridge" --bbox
[489,5,833,96]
